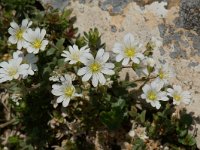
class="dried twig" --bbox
[0,119,16,128]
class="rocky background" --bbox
[41,0,200,147]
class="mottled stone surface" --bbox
[41,0,200,147]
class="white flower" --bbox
[51,74,81,107]
[105,78,114,88]
[0,58,29,83]
[77,49,115,87]
[135,127,148,141]
[8,19,32,50]
[113,33,144,66]
[149,37,162,51]
[135,56,155,76]
[167,85,191,105]
[141,81,169,109]
[61,45,91,64]
[13,51,38,77]
[11,93,22,106]
[154,63,175,86]
[128,130,135,138]
[49,75,61,82]
[23,28,48,54]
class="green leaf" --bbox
[139,110,146,124]
[178,129,188,138]
[111,98,125,110]
[100,107,124,130]
[56,38,65,49]
[46,48,56,56]
[129,106,138,118]
[180,114,193,128]
[8,136,19,144]
[132,138,146,150]
[57,58,65,67]
[178,134,196,146]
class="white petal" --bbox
[10,21,19,29]
[82,73,92,81]
[40,29,46,39]
[173,85,182,93]
[152,81,163,91]
[77,67,88,76]
[52,89,63,96]
[62,51,70,57]
[69,60,77,64]
[101,69,115,75]
[35,28,40,37]
[96,48,104,60]
[8,28,16,35]
[8,36,17,44]
[167,88,173,93]
[23,31,33,42]
[113,43,123,53]
[62,98,70,107]
[141,94,146,99]
[98,73,106,85]
[102,52,109,63]
[124,33,134,47]
[57,96,65,103]
[73,44,79,51]
[154,101,161,109]
[135,53,144,59]
[183,98,191,105]
[21,19,28,27]
[132,57,140,64]
[116,54,124,62]
[68,46,74,53]
[142,84,150,93]
[92,74,98,87]
[17,40,23,50]
[40,40,48,50]
[52,84,61,89]
[0,62,9,68]
[122,58,130,66]
[104,63,115,69]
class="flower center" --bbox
[147,91,157,101]
[33,39,42,49]
[173,93,181,101]
[8,67,17,77]
[158,70,165,79]
[90,62,101,73]
[124,47,136,58]
[71,52,80,61]
[64,86,74,97]
[16,29,24,40]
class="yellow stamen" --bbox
[90,62,101,73]
[173,93,181,101]
[16,29,24,40]
[33,39,42,49]
[8,67,17,77]
[71,53,80,61]
[147,91,157,101]
[64,86,74,97]
[124,47,136,58]
[159,70,165,79]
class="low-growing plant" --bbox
[0,1,198,150]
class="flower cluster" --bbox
[51,74,82,107]
[52,46,115,107]
[140,64,190,109]
[8,19,48,54]
[111,33,191,109]
[0,19,48,83]
[3,20,193,110]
